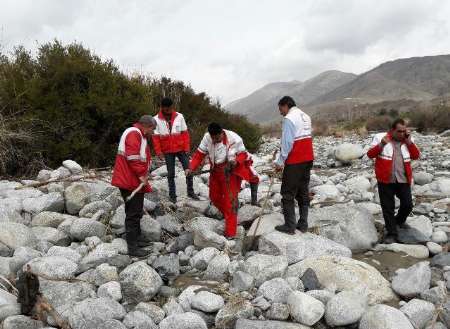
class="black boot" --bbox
[126,228,150,257]
[188,191,200,200]
[297,205,309,233]
[250,183,258,206]
[276,200,296,235]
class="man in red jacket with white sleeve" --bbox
[186,123,258,238]
[112,115,156,257]
[152,98,199,203]
[367,118,420,244]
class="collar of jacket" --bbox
[158,110,178,123]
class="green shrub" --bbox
[0,41,261,176]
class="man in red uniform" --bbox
[152,98,199,203]
[274,96,314,234]
[112,115,156,257]
[186,123,258,238]
[367,118,420,244]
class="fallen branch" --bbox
[15,172,102,190]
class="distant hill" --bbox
[226,70,356,123]
[227,55,450,124]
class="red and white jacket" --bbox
[190,130,256,181]
[367,131,420,185]
[111,123,152,192]
[152,111,190,155]
[275,106,314,165]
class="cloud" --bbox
[1,0,450,104]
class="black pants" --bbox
[378,182,413,236]
[120,189,144,250]
[165,152,194,198]
[280,161,313,229]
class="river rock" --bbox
[309,204,378,251]
[31,211,68,228]
[287,291,324,326]
[191,291,224,313]
[334,143,364,163]
[62,160,83,174]
[235,318,310,329]
[400,298,435,329]
[62,297,126,329]
[190,247,220,270]
[119,261,163,303]
[204,253,230,280]
[359,304,414,329]
[287,255,395,305]
[23,192,64,214]
[374,243,429,259]
[257,278,293,303]
[414,172,434,185]
[397,216,433,244]
[65,183,90,215]
[70,218,107,241]
[159,312,207,329]
[242,254,288,286]
[325,291,367,326]
[25,256,78,280]
[215,300,254,329]
[2,315,44,329]
[391,262,431,298]
[258,231,351,265]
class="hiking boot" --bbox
[250,183,258,206]
[398,223,411,230]
[275,225,296,235]
[188,192,200,200]
[169,196,177,204]
[128,247,150,258]
[296,205,309,233]
[383,234,398,244]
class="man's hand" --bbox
[228,159,236,168]
[274,163,284,172]
[381,135,390,145]
[139,174,149,184]
[405,129,412,144]
[157,154,164,162]
[185,169,192,177]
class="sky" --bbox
[1,0,450,104]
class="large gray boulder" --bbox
[31,226,70,246]
[334,143,364,163]
[309,204,378,251]
[123,310,157,329]
[159,312,207,329]
[397,216,433,244]
[400,298,435,329]
[191,291,224,313]
[62,160,83,174]
[235,319,310,329]
[392,262,431,298]
[287,291,324,326]
[287,256,395,305]
[119,261,163,303]
[65,183,90,214]
[2,315,44,329]
[140,215,162,242]
[46,246,82,263]
[70,218,107,241]
[259,231,351,265]
[242,254,288,287]
[359,304,414,329]
[257,277,293,303]
[325,291,367,326]
[79,243,130,271]
[62,297,126,329]
[25,256,78,280]
[414,172,434,185]
[215,300,254,329]
[31,211,70,228]
[204,253,230,281]
[23,192,64,214]
[0,222,37,250]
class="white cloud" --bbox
[1,0,450,104]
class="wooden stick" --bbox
[126,182,145,202]
[15,173,98,190]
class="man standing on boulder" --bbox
[186,123,258,238]
[274,96,314,235]
[152,97,199,203]
[367,118,420,244]
[112,115,156,257]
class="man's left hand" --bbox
[405,129,412,144]
[274,163,284,172]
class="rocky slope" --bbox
[0,133,449,329]
[226,70,356,124]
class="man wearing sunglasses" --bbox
[367,118,420,244]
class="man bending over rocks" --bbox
[367,118,420,244]
[111,115,156,257]
[186,122,259,238]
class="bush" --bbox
[406,106,450,133]
[0,41,261,176]
[365,115,392,132]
